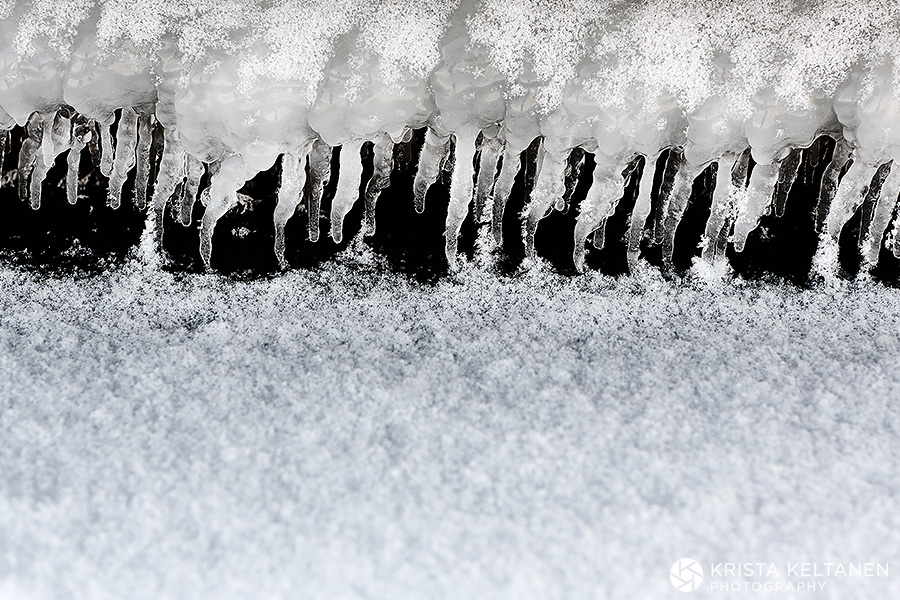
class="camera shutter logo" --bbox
[670,558,703,592]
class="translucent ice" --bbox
[574,159,627,273]
[330,140,365,244]
[107,107,137,209]
[445,129,478,268]
[626,153,659,271]
[133,113,154,210]
[413,128,450,214]
[306,139,333,243]
[862,162,897,267]
[65,114,92,205]
[150,133,186,247]
[524,146,565,260]
[199,154,252,269]
[274,146,311,269]
[732,161,780,254]
[17,112,41,206]
[363,133,394,236]
[823,160,880,247]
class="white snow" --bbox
[1,255,899,599]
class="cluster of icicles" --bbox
[5,103,900,275]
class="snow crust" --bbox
[4,0,900,161]
[1,255,899,599]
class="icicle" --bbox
[815,138,852,232]
[565,150,586,215]
[306,139,332,242]
[413,128,450,213]
[133,114,154,210]
[858,163,891,247]
[28,108,76,209]
[199,154,252,269]
[137,184,163,269]
[39,111,55,168]
[150,133,187,250]
[181,154,204,226]
[491,145,523,245]
[590,160,634,253]
[440,140,456,181]
[863,162,899,267]
[626,152,661,270]
[18,113,43,204]
[98,113,115,178]
[702,152,743,263]
[363,133,394,236]
[523,145,565,260]
[395,128,414,171]
[107,108,138,209]
[773,148,801,217]
[87,121,101,168]
[273,146,310,269]
[0,129,8,175]
[66,115,93,205]
[859,171,878,245]
[444,129,478,268]
[573,161,626,273]
[29,149,51,210]
[822,158,880,244]
[330,139,364,244]
[475,135,503,224]
[661,158,698,270]
[471,135,504,259]
[732,160,780,253]
[651,150,681,245]
[46,107,73,167]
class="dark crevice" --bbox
[585,154,642,276]
[496,136,542,275]
[364,128,449,284]
[0,125,143,276]
[729,136,836,286]
[534,150,590,275]
[672,162,716,272]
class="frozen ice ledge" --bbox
[3,0,900,277]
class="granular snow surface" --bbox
[1,254,899,599]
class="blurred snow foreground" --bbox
[1,256,900,599]
[3,1,900,274]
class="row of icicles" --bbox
[4,106,900,274]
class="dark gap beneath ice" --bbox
[584,154,642,276]
[729,136,834,285]
[365,128,450,284]
[0,125,143,276]
[637,149,673,270]
[672,162,716,272]
[496,136,541,275]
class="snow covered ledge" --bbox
[2,0,900,275]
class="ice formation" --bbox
[3,0,900,273]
